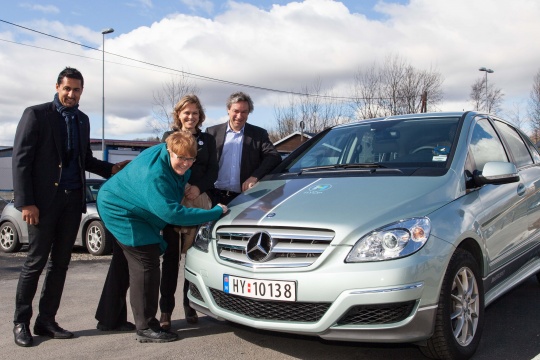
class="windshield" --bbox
[286,117,460,173]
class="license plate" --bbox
[223,274,296,302]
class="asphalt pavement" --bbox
[1,249,540,360]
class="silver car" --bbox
[186,111,540,360]
[0,179,112,256]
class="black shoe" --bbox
[136,328,178,343]
[34,321,73,339]
[97,321,136,331]
[184,305,198,324]
[13,323,33,347]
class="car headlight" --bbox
[192,222,214,252]
[345,217,431,262]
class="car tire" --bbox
[85,220,112,256]
[0,221,22,253]
[420,248,484,360]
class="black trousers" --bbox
[159,224,188,313]
[117,241,161,331]
[95,238,129,328]
[14,188,82,325]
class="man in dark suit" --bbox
[11,67,128,347]
[207,91,281,205]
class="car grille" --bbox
[209,288,331,322]
[336,301,416,325]
[189,282,204,303]
[216,226,335,268]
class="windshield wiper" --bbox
[299,163,387,174]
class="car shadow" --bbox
[210,276,540,360]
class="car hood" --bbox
[217,173,459,245]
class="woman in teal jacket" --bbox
[97,131,227,343]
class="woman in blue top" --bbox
[97,131,227,343]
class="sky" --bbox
[1,0,539,146]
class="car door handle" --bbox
[517,183,526,196]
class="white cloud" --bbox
[138,0,154,8]
[2,0,540,146]
[19,3,60,14]
[181,0,214,14]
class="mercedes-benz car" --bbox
[185,111,540,360]
[0,179,112,256]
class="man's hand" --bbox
[184,185,201,201]
[241,176,258,192]
[112,160,130,174]
[22,205,40,225]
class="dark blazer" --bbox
[12,101,114,213]
[206,122,281,185]
[161,130,218,194]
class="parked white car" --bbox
[185,111,540,360]
[0,179,111,256]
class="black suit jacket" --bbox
[206,122,281,186]
[12,101,114,213]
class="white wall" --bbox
[86,149,142,179]
[0,157,13,190]
[0,149,143,185]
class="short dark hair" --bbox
[57,67,84,88]
[226,91,254,113]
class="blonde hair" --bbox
[171,94,206,131]
[165,130,197,157]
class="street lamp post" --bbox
[478,67,494,112]
[101,28,114,160]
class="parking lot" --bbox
[1,248,539,360]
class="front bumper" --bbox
[185,238,452,343]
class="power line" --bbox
[0,19,424,103]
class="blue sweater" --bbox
[97,143,223,250]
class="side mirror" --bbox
[473,161,519,186]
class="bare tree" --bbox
[469,77,504,114]
[352,63,385,119]
[149,74,199,137]
[351,54,444,119]
[505,101,528,131]
[469,78,484,112]
[271,78,350,140]
[528,70,540,144]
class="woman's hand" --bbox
[217,203,228,213]
[185,185,201,200]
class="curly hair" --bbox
[226,91,254,113]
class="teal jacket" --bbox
[97,143,223,251]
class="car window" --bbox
[493,120,533,168]
[523,133,540,163]
[285,117,460,172]
[468,119,508,171]
[86,182,104,202]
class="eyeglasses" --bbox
[169,151,196,163]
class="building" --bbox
[0,139,158,191]
[273,131,314,157]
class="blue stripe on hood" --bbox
[230,178,321,224]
